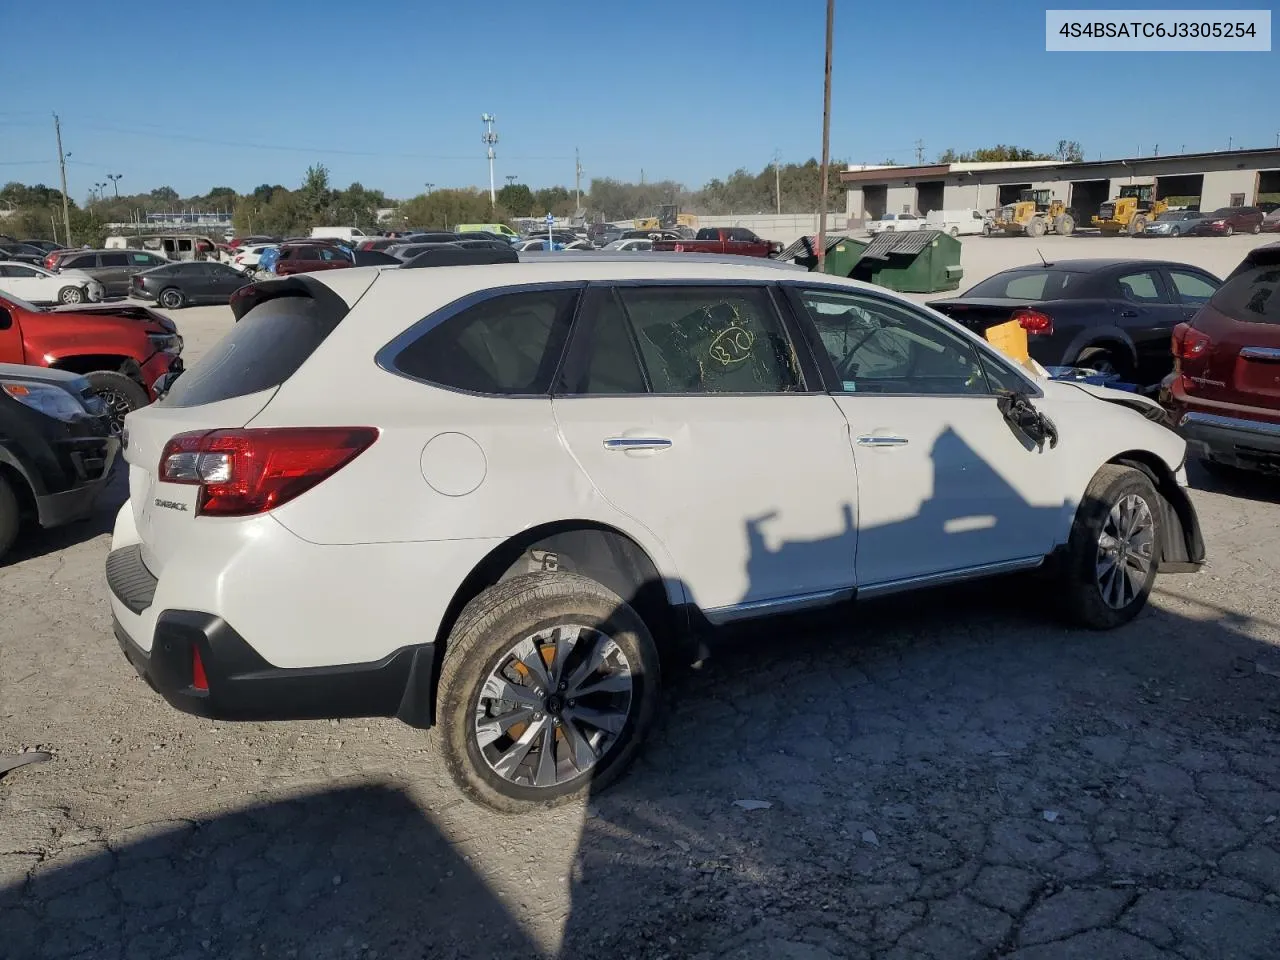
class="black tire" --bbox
[0,473,20,563]
[1075,345,1132,380]
[159,287,185,309]
[85,370,149,436]
[1251,223,1262,235]
[1223,225,1234,238]
[1055,213,1075,236]
[1127,215,1147,236]
[58,285,84,305]
[1171,226,1183,237]
[949,226,959,238]
[1059,464,1160,629]
[435,572,661,812]
[1026,217,1047,238]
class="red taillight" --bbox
[1172,321,1211,360]
[158,427,379,517]
[191,645,209,691]
[1012,308,1053,336]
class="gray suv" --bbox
[56,249,169,297]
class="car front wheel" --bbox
[435,572,661,812]
[1059,464,1160,629]
[58,285,84,304]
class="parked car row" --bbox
[1141,207,1268,238]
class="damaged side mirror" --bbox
[997,392,1059,450]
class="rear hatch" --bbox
[1175,244,1280,423]
[123,275,371,575]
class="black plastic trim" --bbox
[114,611,437,728]
[106,544,158,614]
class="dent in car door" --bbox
[785,285,1063,589]
[552,284,856,617]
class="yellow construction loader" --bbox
[990,189,1076,237]
[1092,184,1169,235]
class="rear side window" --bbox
[101,253,129,267]
[1211,262,1280,323]
[162,296,345,407]
[392,288,579,395]
[63,254,95,269]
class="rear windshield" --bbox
[963,269,1089,301]
[162,295,344,407]
[1210,261,1280,324]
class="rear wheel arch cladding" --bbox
[433,522,687,676]
[1110,453,1203,566]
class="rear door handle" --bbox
[1120,309,1140,318]
[856,435,909,447]
[604,437,672,452]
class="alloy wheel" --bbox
[474,624,634,789]
[61,287,83,304]
[161,290,182,308]
[1095,494,1155,609]
[97,390,132,437]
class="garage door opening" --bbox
[1155,173,1204,211]
[863,184,887,221]
[998,183,1032,206]
[1069,180,1110,224]
[916,180,944,216]
[1258,170,1280,205]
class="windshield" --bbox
[964,269,1089,300]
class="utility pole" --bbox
[774,151,782,214]
[53,113,72,246]
[481,114,498,208]
[817,0,835,272]
[1228,136,1233,151]
[505,175,518,186]
[424,182,434,194]
[914,139,925,164]
[574,147,582,214]
[108,173,122,197]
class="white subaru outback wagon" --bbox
[107,249,1204,811]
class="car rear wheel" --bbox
[435,572,661,812]
[1058,464,1160,629]
[58,285,84,304]
[1074,345,1132,380]
[949,226,959,237]
[0,474,20,563]
[159,287,185,309]
[85,371,149,436]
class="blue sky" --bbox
[1,0,1274,201]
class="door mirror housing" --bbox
[997,392,1059,450]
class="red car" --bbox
[274,243,353,276]
[1164,242,1280,474]
[0,292,183,434]
[651,227,782,258]
[1187,207,1265,237]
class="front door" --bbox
[784,285,1063,589]
[1113,266,1186,381]
[553,283,857,617]
[1164,266,1220,322]
[0,298,23,363]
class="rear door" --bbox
[552,283,856,616]
[1164,266,1220,322]
[1112,266,1184,379]
[0,297,24,362]
[0,264,47,301]
[99,252,131,295]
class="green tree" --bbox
[149,186,179,205]
[1056,139,1084,162]
[935,144,1067,163]
[497,183,535,217]
[398,188,494,229]
[297,164,333,221]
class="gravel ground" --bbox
[2,234,1278,960]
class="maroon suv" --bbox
[1188,207,1265,237]
[1165,242,1280,473]
[273,242,353,276]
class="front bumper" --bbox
[1177,410,1280,472]
[36,448,117,527]
[109,573,437,728]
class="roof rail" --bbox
[401,247,519,269]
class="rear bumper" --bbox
[111,599,437,728]
[1176,410,1280,471]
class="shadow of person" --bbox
[1,784,543,960]
[558,427,1279,958]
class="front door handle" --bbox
[856,435,909,447]
[604,437,672,452]
[1120,309,1139,318]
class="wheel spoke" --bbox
[533,723,558,787]
[561,717,597,773]
[514,637,552,692]
[566,704,627,737]
[548,625,578,687]
[492,716,547,780]
[474,706,535,748]
[569,671,632,698]
[565,634,611,694]
[480,674,541,709]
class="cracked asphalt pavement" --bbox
[2,298,1280,959]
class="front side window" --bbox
[1116,270,1167,303]
[130,252,155,265]
[1168,269,1217,304]
[393,288,579,395]
[793,288,990,396]
[614,286,802,394]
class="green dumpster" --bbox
[786,230,963,294]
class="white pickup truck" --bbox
[866,212,927,235]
